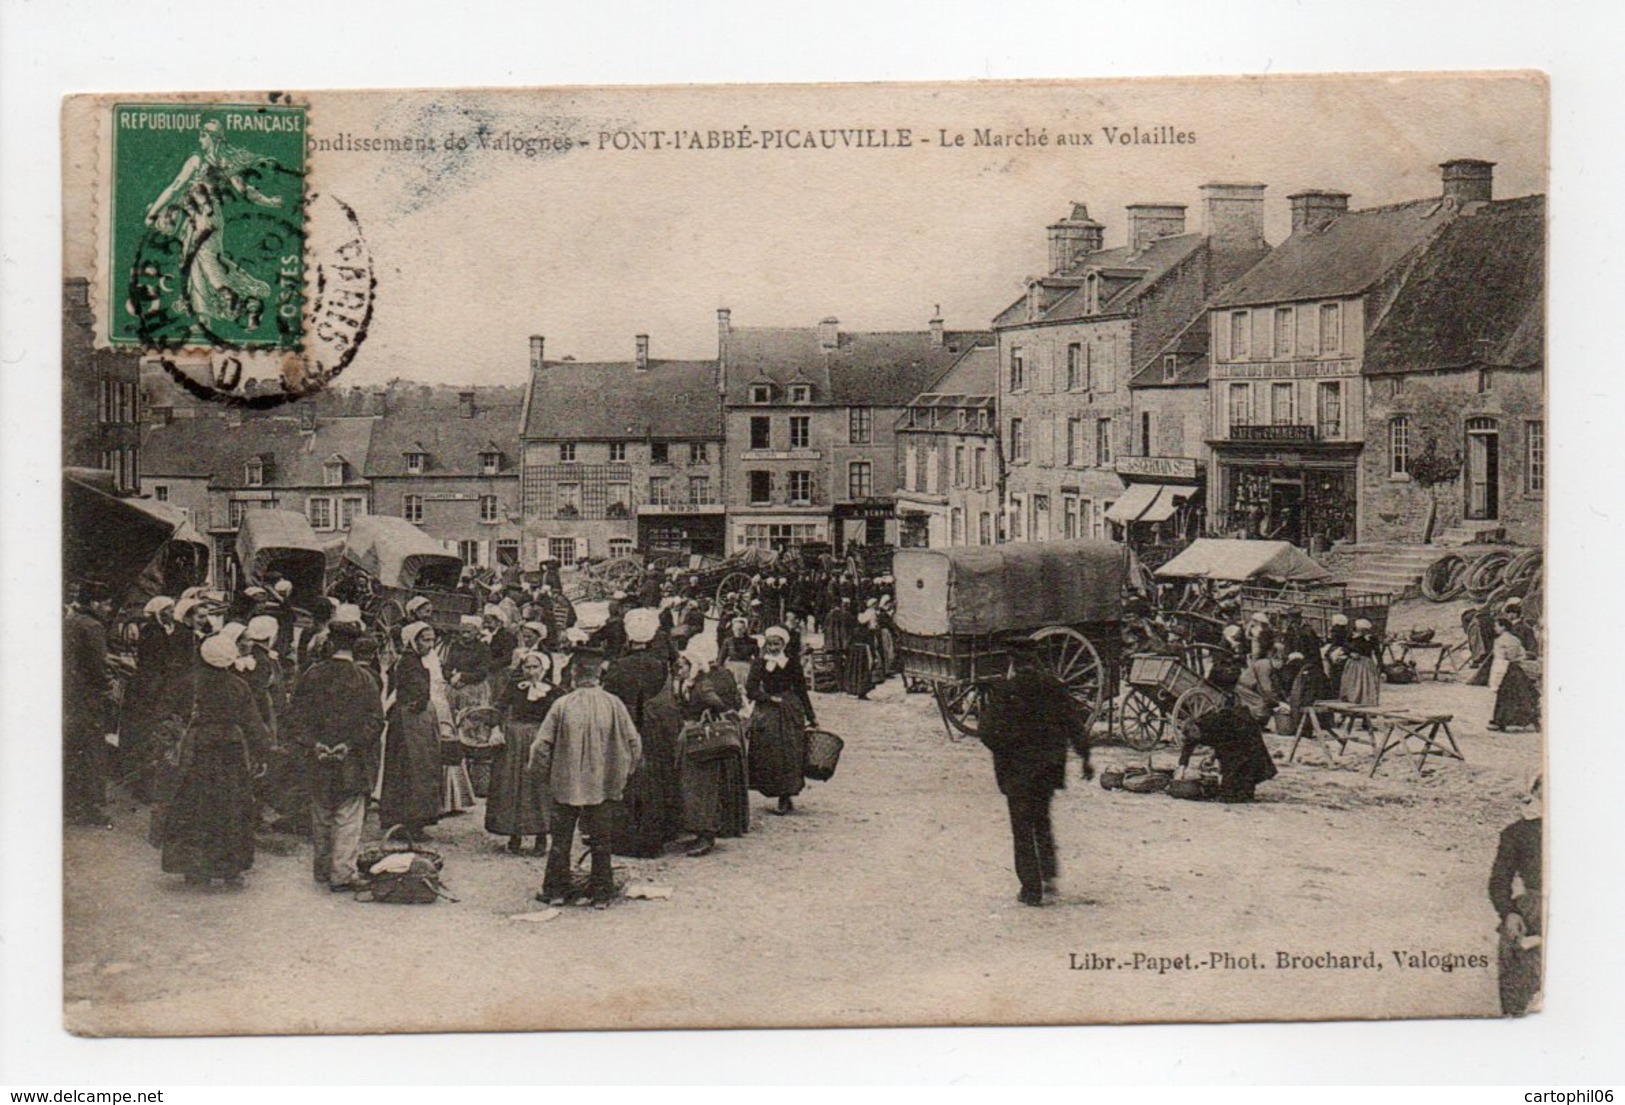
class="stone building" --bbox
[720,310,988,553]
[994,186,1271,545]
[63,278,143,492]
[366,387,526,569]
[894,344,1002,548]
[1204,159,1531,552]
[141,410,377,588]
[520,335,725,565]
[1360,190,1544,546]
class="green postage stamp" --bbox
[108,102,307,351]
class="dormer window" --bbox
[480,449,502,475]
[405,450,427,474]
[789,383,812,404]
[324,459,346,487]
[750,384,773,404]
[1163,355,1179,383]
[245,457,265,487]
[1084,272,1100,315]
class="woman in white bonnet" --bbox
[158,634,269,887]
[486,650,560,854]
[379,622,447,836]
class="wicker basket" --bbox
[803,728,844,782]
[356,824,444,877]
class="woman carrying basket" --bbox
[745,626,817,815]
[486,650,560,854]
[674,653,748,855]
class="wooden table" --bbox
[1290,700,1463,776]
[1385,637,1468,681]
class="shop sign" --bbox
[1211,360,1355,380]
[1116,455,1199,480]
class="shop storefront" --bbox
[1210,442,1360,553]
[833,500,899,553]
[637,509,726,557]
[1106,455,1206,569]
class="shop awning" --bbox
[1136,484,1193,524]
[1103,482,1161,523]
[1104,482,1193,524]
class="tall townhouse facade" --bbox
[1204,160,1511,552]
[520,335,725,566]
[1360,183,1544,546]
[720,310,988,553]
[366,388,526,569]
[64,278,143,492]
[141,409,377,588]
[894,344,1002,548]
[994,186,1271,545]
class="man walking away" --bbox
[286,608,382,891]
[977,642,1093,907]
[65,584,116,828]
[529,646,642,909]
[1489,772,1543,1015]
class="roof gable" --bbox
[521,360,721,440]
[367,398,526,477]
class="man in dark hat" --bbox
[529,645,642,909]
[1175,663,1278,803]
[64,583,116,827]
[977,642,1094,907]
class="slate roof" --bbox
[522,360,721,440]
[367,399,525,477]
[141,415,377,488]
[1130,313,1213,388]
[993,234,1210,327]
[1211,198,1451,308]
[1363,195,1545,376]
[723,327,990,407]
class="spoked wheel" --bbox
[1169,685,1225,739]
[1029,625,1107,729]
[601,557,645,595]
[714,571,754,616]
[375,598,407,630]
[933,680,984,740]
[1118,688,1168,751]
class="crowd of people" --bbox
[62,559,877,908]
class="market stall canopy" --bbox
[64,469,179,600]
[342,514,464,592]
[1154,538,1332,583]
[894,539,1125,637]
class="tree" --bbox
[1405,389,1465,544]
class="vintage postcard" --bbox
[61,73,1547,1036]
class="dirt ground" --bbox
[64,598,1541,1036]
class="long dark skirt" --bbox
[160,737,257,879]
[484,719,552,837]
[746,698,808,798]
[843,643,876,696]
[676,726,750,838]
[380,705,442,833]
[615,726,680,857]
[1492,663,1541,729]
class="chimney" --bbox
[1288,190,1351,235]
[929,307,944,347]
[1046,202,1105,273]
[716,307,731,395]
[1441,159,1495,207]
[818,316,839,351]
[458,390,476,418]
[298,405,317,432]
[635,333,650,371]
[372,388,388,416]
[1125,203,1187,253]
[1200,183,1267,248]
[529,334,545,372]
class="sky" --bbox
[66,73,1547,390]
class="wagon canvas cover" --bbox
[1154,538,1333,583]
[894,540,1125,637]
[342,515,463,592]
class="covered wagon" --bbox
[234,509,328,610]
[1155,538,1390,640]
[894,539,1126,738]
[338,514,470,630]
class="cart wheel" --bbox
[1169,685,1225,738]
[1029,626,1107,725]
[376,599,406,629]
[1119,689,1166,751]
[714,571,754,613]
[933,680,983,739]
